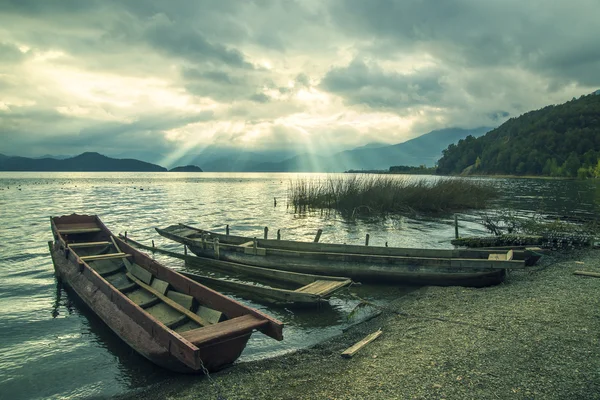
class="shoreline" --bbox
[125,249,600,399]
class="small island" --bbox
[168,165,203,172]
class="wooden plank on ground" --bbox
[574,270,600,278]
[125,272,210,327]
[341,329,383,358]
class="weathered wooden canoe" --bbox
[49,214,283,373]
[156,224,540,287]
[119,235,352,307]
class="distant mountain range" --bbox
[1,127,493,172]
[0,152,167,172]
[158,127,491,172]
[246,127,492,172]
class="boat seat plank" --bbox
[125,272,211,327]
[180,314,269,345]
[145,303,188,327]
[151,278,169,295]
[167,291,195,310]
[240,241,255,247]
[105,272,137,292]
[58,227,102,234]
[80,253,131,262]
[295,280,335,294]
[167,314,190,330]
[173,320,202,334]
[315,281,350,296]
[68,241,111,248]
[90,259,124,277]
[196,306,223,325]
[130,263,153,285]
[127,288,159,308]
[488,250,514,261]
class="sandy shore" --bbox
[127,249,600,400]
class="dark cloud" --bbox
[0,0,598,158]
[321,59,444,109]
[249,93,271,103]
[144,16,253,68]
[329,0,600,87]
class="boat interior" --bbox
[53,220,244,339]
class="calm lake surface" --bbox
[1,172,598,399]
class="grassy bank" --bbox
[129,249,600,400]
[288,175,499,215]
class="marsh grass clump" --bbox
[288,175,499,216]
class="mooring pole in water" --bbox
[226,224,230,236]
[314,229,323,243]
[277,229,281,240]
[152,240,155,248]
[385,241,388,247]
[365,234,370,246]
[124,231,127,239]
[253,237,258,255]
[274,197,277,207]
[264,227,268,240]
[184,245,187,255]
[214,238,220,259]
[454,214,459,239]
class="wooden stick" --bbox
[574,270,600,278]
[365,234,370,246]
[455,214,459,239]
[341,329,382,358]
[125,272,211,327]
[314,229,323,243]
[264,227,268,240]
[110,236,122,253]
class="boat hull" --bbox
[185,244,506,287]
[49,241,251,373]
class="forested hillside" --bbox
[437,93,600,177]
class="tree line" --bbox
[436,93,600,177]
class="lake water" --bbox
[1,172,598,399]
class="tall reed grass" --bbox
[288,175,498,215]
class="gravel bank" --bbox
[127,249,600,400]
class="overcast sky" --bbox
[1,0,599,161]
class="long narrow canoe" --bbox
[49,214,283,373]
[156,224,541,287]
[119,235,352,307]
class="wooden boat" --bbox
[156,224,541,287]
[49,214,283,373]
[118,235,352,307]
